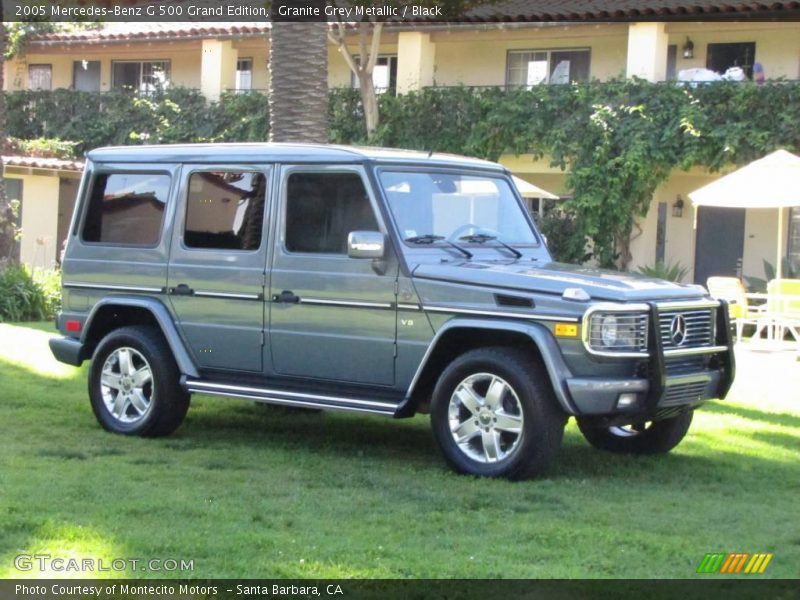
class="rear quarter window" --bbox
[81,172,170,246]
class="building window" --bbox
[506,49,590,87]
[350,55,397,92]
[707,42,756,79]
[789,207,800,274]
[235,58,253,91]
[285,172,378,254]
[82,173,170,246]
[184,171,267,251]
[111,60,170,93]
[73,60,101,91]
[28,64,52,90]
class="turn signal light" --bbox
[554,323,578,337]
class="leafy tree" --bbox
[1,15,99,262]
[328,0,497,137]
[328,19,384,136]
[0,16,15,263]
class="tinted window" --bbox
[285,173,378,254]
[184,171,267,251]
[82,173,170,246]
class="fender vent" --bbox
[494,294,534,308]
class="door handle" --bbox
[272,290,300,304]
[170,284,195,296]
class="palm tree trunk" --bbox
[268,22,329,143]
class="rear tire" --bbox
[89,326,189,437]
[430,347,566,480]
[577,410,693,454]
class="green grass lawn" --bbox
[0,322,798,579]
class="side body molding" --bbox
[82,295,200,378]
[402,317,578,415]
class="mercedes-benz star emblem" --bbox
[670,314,688,346]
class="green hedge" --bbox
[5,80,800,266]
[0,264,61,322]
[8,81,798,167]
[4,88,269,154]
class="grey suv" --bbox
[50,144,734,479]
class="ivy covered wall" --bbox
[5,80,800,267]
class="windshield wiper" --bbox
[458,234,523,259]
[405,234,473,259]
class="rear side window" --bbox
[285,172,378,254]
[82,173,170,246]
[184,171,267,251]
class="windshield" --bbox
[379,171,539,245]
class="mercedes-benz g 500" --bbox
[50,144,734,479]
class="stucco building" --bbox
[4,3,800,282]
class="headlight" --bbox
[584,309,649,355]
[600,315,618,346]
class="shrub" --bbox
[636,261,690,283]
[0,264,61,322]
[1,137,79,159]
[534,207,591,264]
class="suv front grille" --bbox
[664,357,708,375]
[658,308,715,350]
[661,381,709,407]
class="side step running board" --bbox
[183,379,399,416]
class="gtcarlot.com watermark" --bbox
[14,554,194,573]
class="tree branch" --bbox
[328,21,360,77]
[357,23,368,73]
[366,22,383,72]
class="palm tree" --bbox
[268,22,329,143]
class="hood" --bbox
[412,260,708,303]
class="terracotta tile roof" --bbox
[2,156,85,172]
[28,22,270,44]
[22,1,800,45]
[462,0,800,21]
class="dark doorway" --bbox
[666,45,677,81]
[694,206,746,285]
[656,202,667,263]
[707,42,756,79]
[57,178,79,264]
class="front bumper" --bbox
[567,300,735,417]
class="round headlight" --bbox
[600,315,618,346]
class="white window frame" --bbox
[235,58,253,91]
[350,54,397,93]
[505,48,591,88]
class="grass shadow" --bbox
[703,400,800,429]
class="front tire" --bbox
[577,410,693,454]
[89,326,190,437]
[430,347,566,480]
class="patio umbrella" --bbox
[512,175,559,199]
[688,149,800,279]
